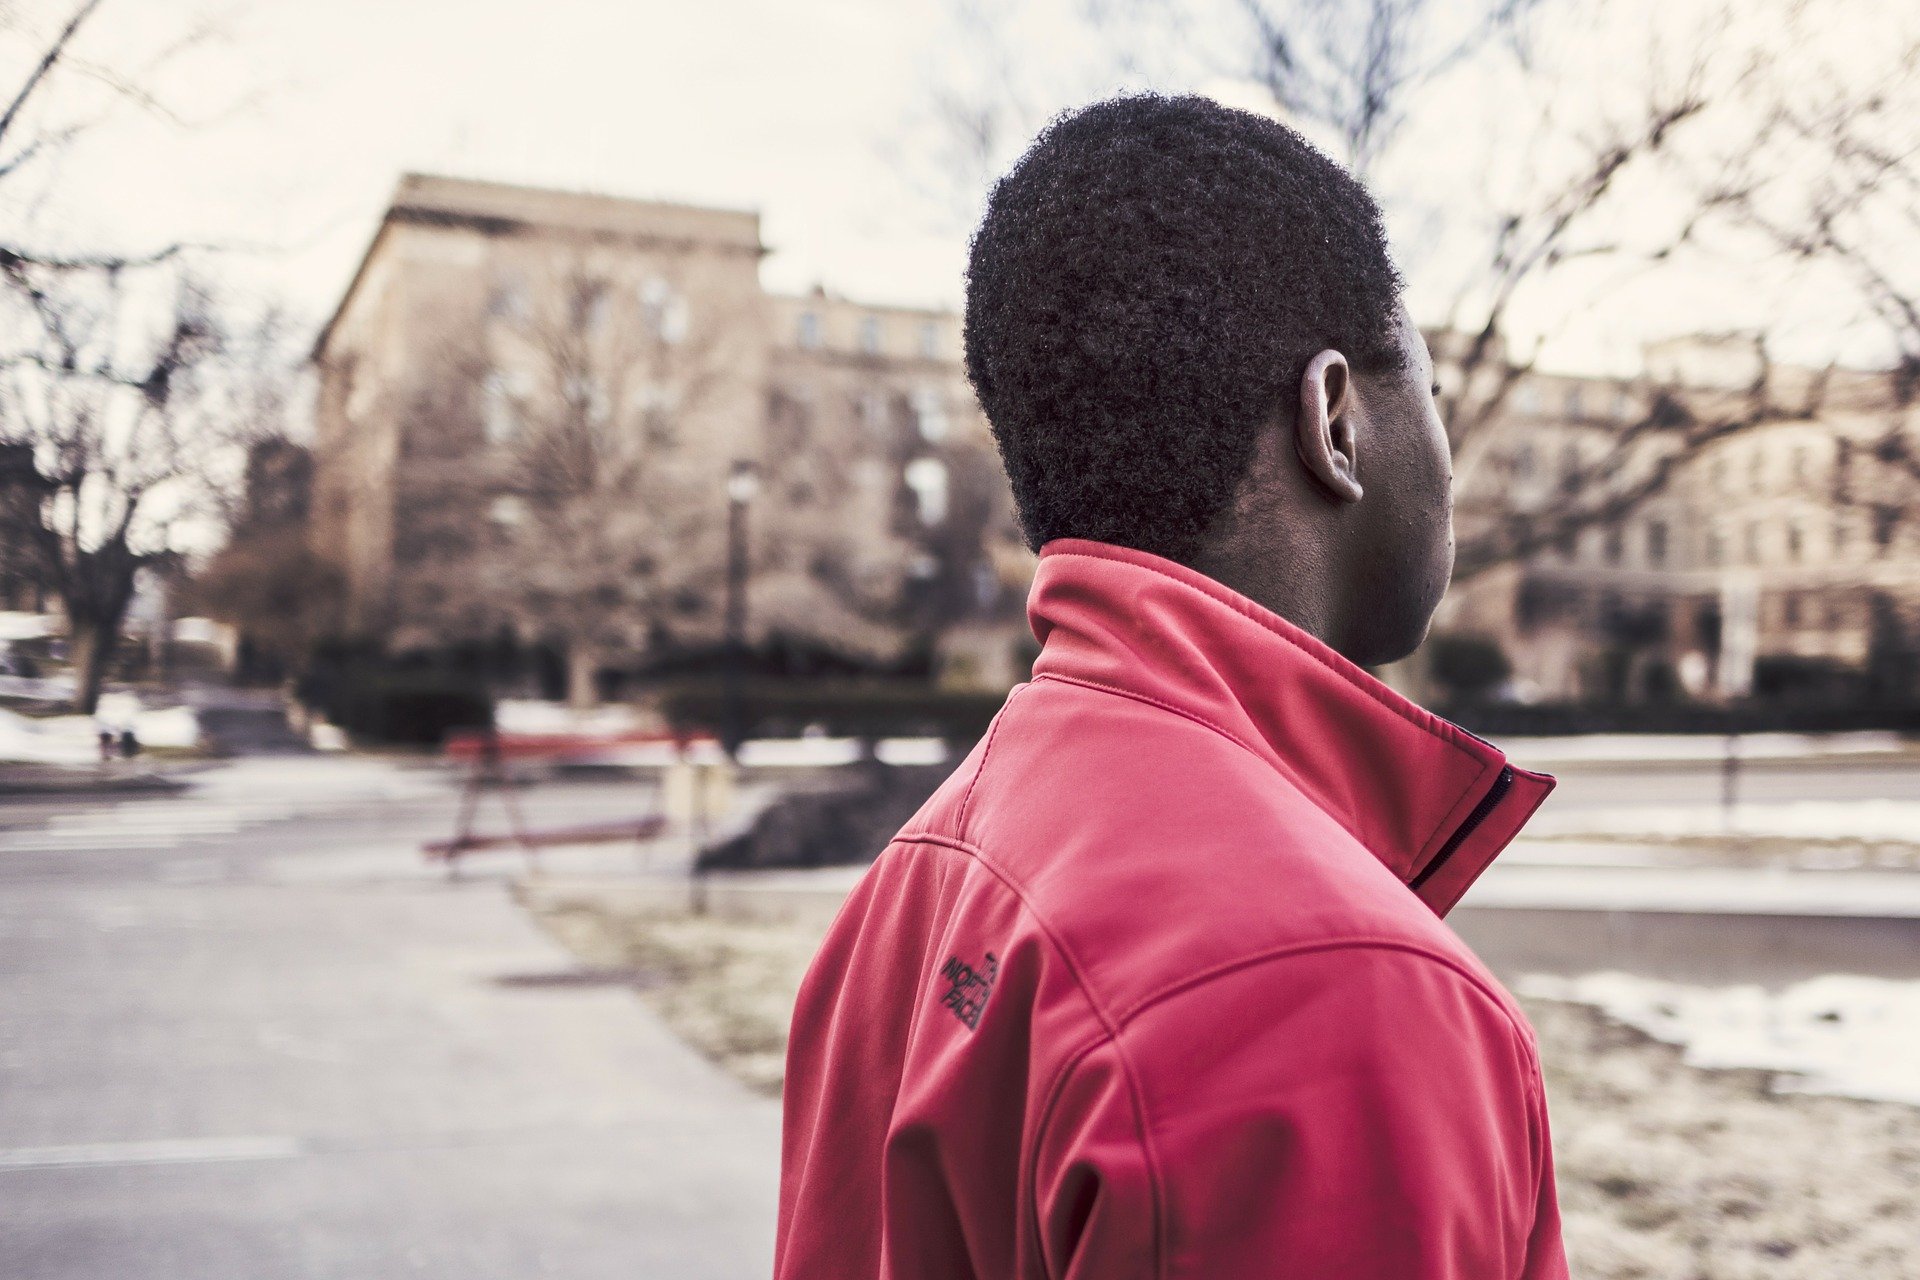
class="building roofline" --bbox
[310,172,770,363]
[392,171,765,230]
[310,215,394,363]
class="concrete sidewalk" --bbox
[0,798,779,1279]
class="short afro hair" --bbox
[963,93,1407,562]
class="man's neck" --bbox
[1185,539,1348,660]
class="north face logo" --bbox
[937,951,998,1031]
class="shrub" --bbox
[1427,632,1513,700]
[298,643,494,747]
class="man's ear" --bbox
[1294,349,1363,504]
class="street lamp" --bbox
[722,460,759,757]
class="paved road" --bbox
[0,757,779,1280]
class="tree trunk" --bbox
[566,643,601,709]
[68,617,118,716]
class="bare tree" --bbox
[0,268,285,712]
[0,0,219,273]
[392,257,916,706]
[192,435,342,681]
[1108,0,1547,175]
[0,0,266,710]
[754,384,919,664]
[921,0,1920,590]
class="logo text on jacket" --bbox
[937,951,998,1030]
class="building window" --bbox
[972,561,999,609]
[1784,592,1801,628]
[910,387,948,442]
[1645,519,1668,567]
[481,370,529,445]
[1603,525,1623,565]
[1785,522,1803,561]
[797,311,821,349]
[560,373,610,425]
[489,495,528,528]
[918,321,940,359]
[1565,386,1584,419]
[1612,386,1633,420]
[661,296,690,344]
[639,277,689,344]
[1559,442,1582,490]
[859,315,882,354]
[1706,527,1726,566]
[1511,443,1536,480]
[488,272,531,324]
[904,456,949,525]
[570,278,610,333]
[1514,383,1541,415]
[634,383,679,444]
[1750,449,1766,493]
[1745,522,1761,563]
[1789,446,1809,486]
[857,389,889,437]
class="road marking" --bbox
[0,1135,303,1172]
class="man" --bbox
[777,94,1567,1279]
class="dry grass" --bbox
[526,894,1920,1279]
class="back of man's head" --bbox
[963,93,1408,564]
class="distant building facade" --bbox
[310,175,1917,703]
[310,175,1028,689]
[1438,337,1920,703]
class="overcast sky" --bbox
[3,0,1912,376]
[7,0,984,318]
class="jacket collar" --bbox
[1027,539,1554,916]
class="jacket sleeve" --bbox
[1031,945,1567,1280]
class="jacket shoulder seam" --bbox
[1089,939,1536,1277]
[1030,671,1264,760]
[888,831,1166,1280]
[889,831,1121,1037]
[1115,935,1534,1050]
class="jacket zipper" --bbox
[1410,765,1513,893]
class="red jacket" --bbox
[777,540,1568,1280]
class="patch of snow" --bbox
[494,699,651,736]
[129,705,200,749]
[874,737,948,766]
[1526,798,1920,843]
[736,737,863,768]
[1465,865,1920,916]
[1499,841,1681,868]
[23,696,202,752]
[731,737,951,768]
[0,708,97,764]
[170,616,228,646]
[0,611,55,641]
[1519,971,1920,1105]
[1507,731,1905,764]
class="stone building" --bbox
[1438,337,1920,704]
[309,174,1916,705]
[310,174,1028,693]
